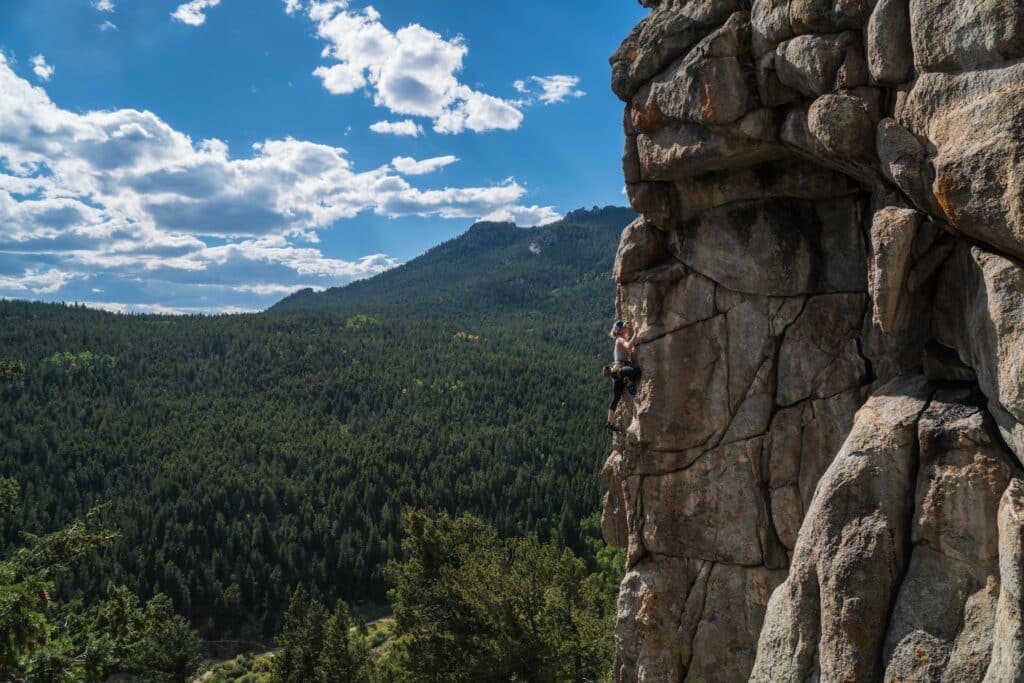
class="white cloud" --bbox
[282,0,303,14]
[480,205,562,226]
[0,56,559,305]
[171,0,221,26]
[369,119,423,137]
[532,75,586,104]
[79,300,259,315]
[92,0,115,10]
[391,155,458,175]
[0,268,74,294]
[303,2,523,134]
[30,55,54,81]
[514,75,586,105]
[99,20,119,31]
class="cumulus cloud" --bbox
[369,119,423,137]
[303,1,522,134]
[0,56,559,309]
[282,0,303,14]
[390,155,458,175]
[30,55,54,81]
[171,0,221,26]
[92,0,115,11]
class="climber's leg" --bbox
[607,379,625,430]
[618,365,639,396]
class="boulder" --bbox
[610,0,745,101]
[774,33,854,97]
[807,92,876,159]
[868,206,922,334]
[614,217,670,283]
[638,13,753,127]
[909,0,1024,73]
[867,0,913,85]
[898,62,1024,260]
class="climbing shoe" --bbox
[605,422,619,432]
[627,381,637,396]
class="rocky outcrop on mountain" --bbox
[603,1,1024,680]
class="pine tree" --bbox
[314,600,373,683]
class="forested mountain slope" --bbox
[272,206,635,331]
[0,205,634,639]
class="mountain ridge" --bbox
[270,205,636,329]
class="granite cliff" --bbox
[602,0,1024,679]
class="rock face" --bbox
[604,1,1024,680]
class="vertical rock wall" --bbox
[603,1,1024,680]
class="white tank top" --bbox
[614,338,628,363]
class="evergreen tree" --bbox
[315,601,373,683]
[273,584,325,682]
[130,594,204,682]
[386,510,615,682]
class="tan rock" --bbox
[934,244,1024,465]
[909,0,1024,73]
[614,218,670,283]
[869,206,922,335]
[984,479,1024,682]
[614,556,707,682]
[807,92,875,159]
[867,0,914,85]
[640,439,770,566]
[639,13,753,127]
[883,389,1014,681]
[610,0,745,102]
[776,293,867,406]
[685,564,787,682]
[629,315,729,451]
[751,375,932,682]
[774,33,854,97]
[898,62,1024,260]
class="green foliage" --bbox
[273,586,373,683]
[32,586,204,682]
[206,652,275,683]
[131,593,205,681]
[385,510,615,682]
[0,479,118,676]
[0,476,201,681]
[0,206,635,639]
[345,314,378,330]
[272,206,634,330]
[315,601,374,683]
[42,351,116,372]
[0,359,25,381]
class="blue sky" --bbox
[0,0,643,313]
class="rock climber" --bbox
[605,319,641,431]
